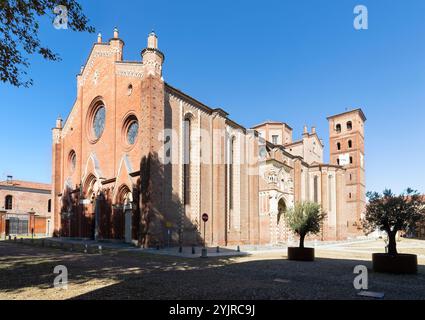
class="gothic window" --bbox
[229,136,235,210]
[93,106,106,139]
[337,142,341,150]
[328,175,332,211]
[183,117,191,206]
[69,150,76,174]
[348,140,352,148]
[5,195,12,210]
[347,121,353,131]
[336,124,341,133]
[350,156,353,164]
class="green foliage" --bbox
[284,202,326,247]
[363,188,425,235]
[0,0,95,87]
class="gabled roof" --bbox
[251,121,293,130]
[327,108,367,122]
[0,180,51,191]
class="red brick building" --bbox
[52,29,366,247]
[0,176,51,237]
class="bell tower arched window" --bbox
[347,121,353,131]
[336,124,341,133]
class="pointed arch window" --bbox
[348,140,352,148]
[183,116,192,206]
[313,176,319,203]
[229,136,236,211]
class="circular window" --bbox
[69,150,76,174]
[127,121,139,145]
[87,100,106,143]
[93,106,106,139]
[122,114,139,149]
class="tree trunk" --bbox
[387,230,398,256]
[299,234,305,248]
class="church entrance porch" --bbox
[277,198,288,244]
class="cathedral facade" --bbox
[51,29,366,247]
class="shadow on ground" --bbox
[0,242,424,300]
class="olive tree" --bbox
[284,202,326,248]
[363,188,425,256]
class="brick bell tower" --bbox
[327,109,366,238]
[139,31,166,247]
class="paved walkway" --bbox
[39,237,380,258]
[1,240,425,300]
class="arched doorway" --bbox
[83,174,97,239]
[277,198,287,244]
[115,185,132,241]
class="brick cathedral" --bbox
[51,29,366,247]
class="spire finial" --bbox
[113,27,119,38]
[56,116,63,129]
[147,30,158,49]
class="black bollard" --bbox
[192,246,196,254]
[216,246,220,253]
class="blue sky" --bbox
[0,0,424,194]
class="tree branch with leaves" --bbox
[0,0,94,87]
[363,188,425,256]
[284,201,326,248]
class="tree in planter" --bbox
[284,201,326,248]
[363,188,425,256]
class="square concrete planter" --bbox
[287,247,315,261]
[372,253,417,274]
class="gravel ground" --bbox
[0,240,424,300]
